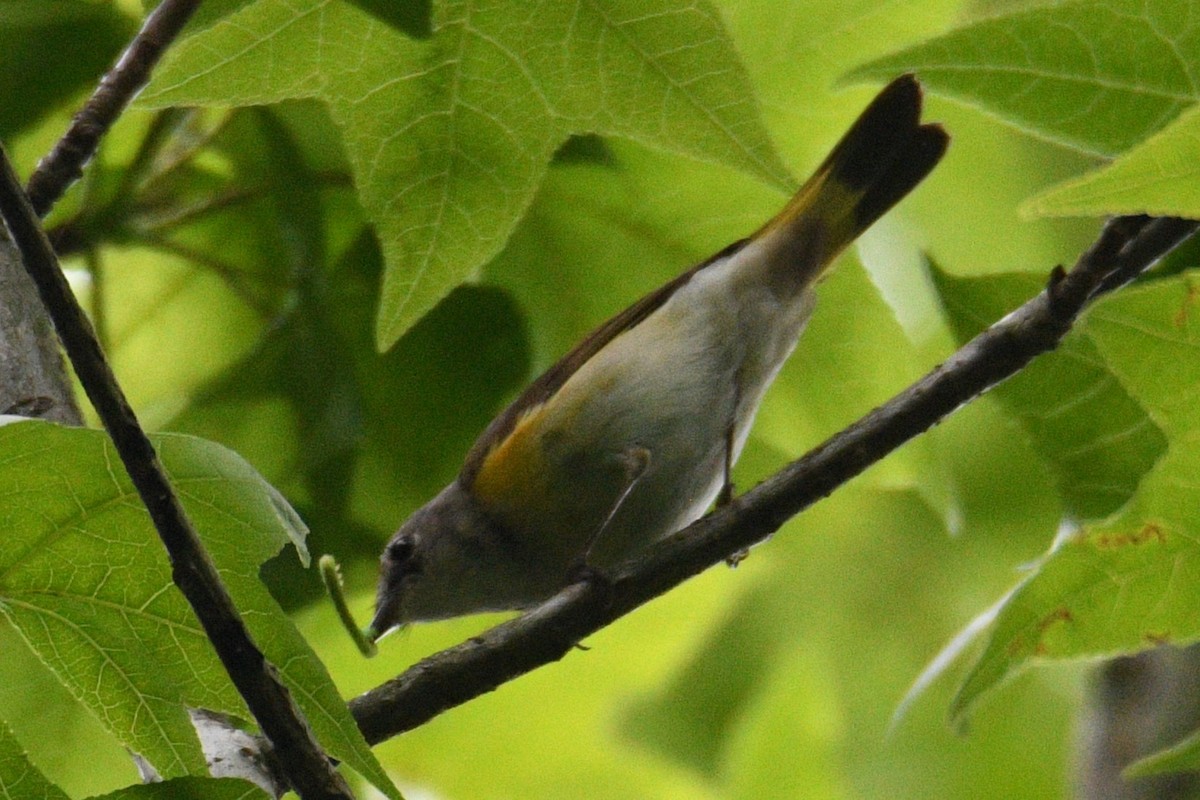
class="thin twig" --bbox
[136,170,354,233]
[25,0,203,217]
[134,233,277,318]
[0,146,356,800]
[347,214,1198,745]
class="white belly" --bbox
[536,238,817,566]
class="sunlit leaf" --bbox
[952,276,1200,720]
[0,720,68,800]
[849,0,1200,156]
[1025,101,1200,218]
[0,421,397,798]
[142,0,789,348]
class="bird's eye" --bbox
[386,536,414,564]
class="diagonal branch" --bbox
[347,214,1198,746]
[24,0,203,217]
[0,147,355,800]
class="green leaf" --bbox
[1087,275,1200,435]
[141,0,789,348]
[1124,725,1200,779]
[622,589,777,777]
[0,720,69,800]
[848,0,1200,157]
[931,267,1166,519]
[0,0,131,137]
[1024,101,1200,218]
[0,421,397,798]
[951,275,1200,721]
[90,777,268,800]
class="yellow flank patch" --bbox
[471,403,552,525]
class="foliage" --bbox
[1,0,1199,798]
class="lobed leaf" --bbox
[142,0,788,348]
[1025,102,1200,219]
[0,421,397,797]
[848,0,1200,157]
[931,267,1166,520]
[951,276,1200,720]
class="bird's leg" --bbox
[717,417,736,508]
[721,386,750,568]
[570,445,652,583]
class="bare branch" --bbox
[348,214,1198,745]
[0,145,355,800]
[25,0,203,216]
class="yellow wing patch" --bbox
[471,402,553,527]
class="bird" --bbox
[368,74,947,638]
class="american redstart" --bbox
[368,75,947,638]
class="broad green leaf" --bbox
[1088,275,1200,436]
[0,421,398,798]
[0,623,134,797]
[720,0,963,169]
[722,644,849,800]
[0,720,68,800]
[848,0,1200,156]
[91,777,267,800]
[0,1,131,137]
[1025,101,1200,218]
[931,267,1166,519]
[951,276,1200,720]
[141,0,789,348]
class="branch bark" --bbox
[24,0,203,216]
[0,147,355,800]
[0,230,80,424]
[347,214,1198,746]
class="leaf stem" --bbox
[320,555,378,658]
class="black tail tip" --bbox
[825,73,937,192]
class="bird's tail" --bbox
[752,74,948,285]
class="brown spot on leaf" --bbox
[1174,280,1198,328]
[1033,608,1074,654]
[1144,631,1172,646]
[1038,607,1073,635]
[1093,522,1166,549]
[1006,635,1029,658]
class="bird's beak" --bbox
[366,594,403,643]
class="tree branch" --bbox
[24,0,203,217]
[0,146,355,800]
[0,229,81,424]
[347,214,1198,746]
